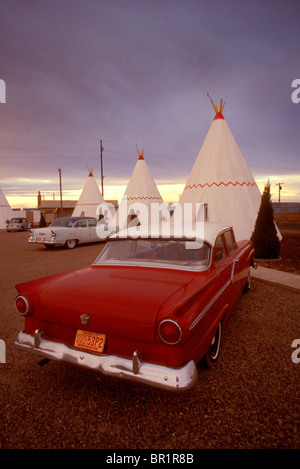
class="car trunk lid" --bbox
[30,265,193,343]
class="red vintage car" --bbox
[15,222,255,391]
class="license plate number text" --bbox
[74,329,106,353]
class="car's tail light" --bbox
[158,319,183,345]
[15,296,32,316]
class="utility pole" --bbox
[276,182,284,203]
[100,139,104,198]
[58,167,63,217]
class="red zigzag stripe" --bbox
[184,181,256,191]
[76,203,102,206]
[76,197,163,206]
[126,196,163,201]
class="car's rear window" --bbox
[94,238,211,271]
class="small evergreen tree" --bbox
[39,212,47,228]
[251,181,280,259]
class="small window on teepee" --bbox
[204,204,208,221]
[128,212,141,228]
[98,213,105,224]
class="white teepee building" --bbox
[116,149,169,230]
[177,99,262,241]
[72,169,104,218]
[0,187,13,229]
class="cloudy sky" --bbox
[0,0,299,208]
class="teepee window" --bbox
[128,213,141,228]
[204,204,208,221]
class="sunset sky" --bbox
[0,0,299,209]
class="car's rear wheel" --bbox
[203,322,222,368]
[65,239,77,249]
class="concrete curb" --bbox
[252,266,300,292]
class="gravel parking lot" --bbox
[0,230,299,449]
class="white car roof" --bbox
[111,221,232,246]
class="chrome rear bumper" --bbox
[15,330,197,391]
[28,238,62,245]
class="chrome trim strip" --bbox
[231,258,240,283]
[189,279,231,330]
[15,331,197,392]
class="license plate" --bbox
[74,329,106,354]
[37,237,43,242]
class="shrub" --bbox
[39,212,47,228]
[251,181,280,259]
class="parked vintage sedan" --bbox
[28,216,100,249]
[6,217,31,232]
[15,222,255,391]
